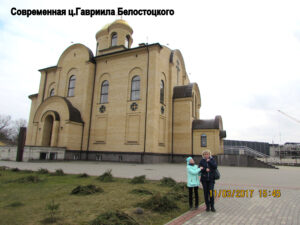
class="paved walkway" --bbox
[1,161,300,225]
[177,184,300,225]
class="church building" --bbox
[25,19,226,163]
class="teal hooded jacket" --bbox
[186,157,201,187]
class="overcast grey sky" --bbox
[0,0,299,144]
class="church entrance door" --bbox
[42,115,54,146]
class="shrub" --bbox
[89,210,139,225]
[37,168,49,174]
[78,173,89,178]
[172,182,188,192]
[71,185,103,195]
[137,193,178,212]
[130,189,153,195]
[11,167,20,172]
[97,169,113,182]
[160,177,177,187]
[5,201,24,207]
[17,175,41,183]
[51,169,64,176]
[130,175,146,184]
[166,190,188,202]
[42,200,60,224]
[167,182,189,202]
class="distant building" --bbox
[224,140,270,156]
[270,143,300,158]
[269,144,279,157]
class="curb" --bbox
[165,195,220,225]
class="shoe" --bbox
[211,207,216,212]
[206,207,210,212]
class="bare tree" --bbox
[0,115,12,141]
[0,115,11,132]
[11,118,27,144]
[0,115,27,144]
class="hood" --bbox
[186,156,193,165]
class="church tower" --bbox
[95,19,133,56]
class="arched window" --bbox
[131,76,140,100]
[160,80,164,104]
[201,134,207,147]
[111,33,117,47]
[50,88,55,97]
[192,93,195,117]
[100,80,109,103]
[68,75,76,97]
[194,95,197,118]
[125,35,130,48]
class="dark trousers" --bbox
[188,187,199,208]
[201,180,215,208]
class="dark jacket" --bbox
[199,157,217,182]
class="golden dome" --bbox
[100,22,112,31]
[96,19,133,38]
[111,19,130,27]
[109,19,133,33]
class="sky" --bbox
[0,0,299,144]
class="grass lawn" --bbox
[0,167,204,225]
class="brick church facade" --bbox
[25,19,226,162]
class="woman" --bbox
[186,156,201,210]
[199,150,217,212]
